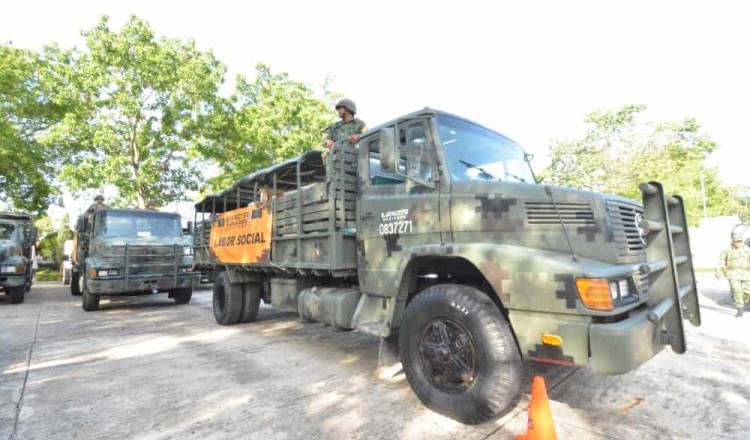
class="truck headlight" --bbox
[0,264,24,273]
[609,279,634,301]
[96,269,119,277]
[180,267,191,273]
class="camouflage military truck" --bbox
[0,213,37,304]
[71,207,198,311]
[194,109,700,424]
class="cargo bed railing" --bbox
[639,181,701,354]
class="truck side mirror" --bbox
[30,226,38,244]
[186,221,194,235]
[379,127,397,173]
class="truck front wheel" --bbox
[81,275,100,311]
[239,283,261,323]
[399,284,522,425]
[9,286,25,304]
[213,271,242,325]
[172,287,192,305]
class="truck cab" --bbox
[0,212,36,304]
[71,207,198,311]
[196,108,700,424]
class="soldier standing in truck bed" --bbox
[716,231,750,317]
[323,99,367,149]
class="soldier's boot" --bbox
[736,308,744,318]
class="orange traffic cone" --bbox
[516,375,558,440]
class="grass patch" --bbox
[35,268,61,282]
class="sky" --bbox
[2,0,748,224]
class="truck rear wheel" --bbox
[399,284,522,425]
[239,283,261,323]
[172,287,192,305]
[70,271,81,296]
[81,275,100,311]
[9,286,25,304]
[213,271,242,325]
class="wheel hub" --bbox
[418,318,477,393]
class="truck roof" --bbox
[0,212,33,221]
[79,208,182,219]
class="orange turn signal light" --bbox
[541,333,563,346]
[575,278,614,311]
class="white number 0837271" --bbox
[378,220,413,235]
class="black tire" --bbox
[212,271,242,325]
[81,274,100,311]
[173,287,192,305]
[71,271,81,296]
[399,284,522,425]
[9,286,25,304]
[239,283,261,323]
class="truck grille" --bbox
[606,200,646,262]
[126,245,179,275]
[525,202,595,226]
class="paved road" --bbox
[1,277,748,439]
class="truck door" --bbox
[357,118,442,297]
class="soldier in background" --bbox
[716,231,750,317]
[88,195,106,211]
[145,202,157,211]
[323,98,367,149]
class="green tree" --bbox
[47,15,226,208]
[199,64,334,190]
[0,45,70,214]
[541,105,737,226]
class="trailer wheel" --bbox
[172,287,192,305]
[9,286,25,304]
[213,271,242,325]
[81,275,100,312]
[71,271,81,296]
[399,284,522,425]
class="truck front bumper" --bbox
[589,307,664,374]
[87,273,199,295]
[0,273,27,289]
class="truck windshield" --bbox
[437,115,535,184]
[95,211,182,239]
[0,223,16,240]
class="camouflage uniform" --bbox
[323,118,367,145]
[716,237,750,311]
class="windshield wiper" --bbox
[459,160,503,182]
[505,171,527,183]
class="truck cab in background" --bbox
[71,207,198,311]
[0,212,37,304]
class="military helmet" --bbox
[94,195,105,202]
[335,98,357,115]
[731,231,743,241]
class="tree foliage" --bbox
[541,105,740,226]
[0,45,71,214]
[199,64,334,190]
[46,15,226,208]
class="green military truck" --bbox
[193,109,700,424]
[0,213,37,304]
[72,207,198,311]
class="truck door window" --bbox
[401,123,433,183]
[368,136,406,185]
